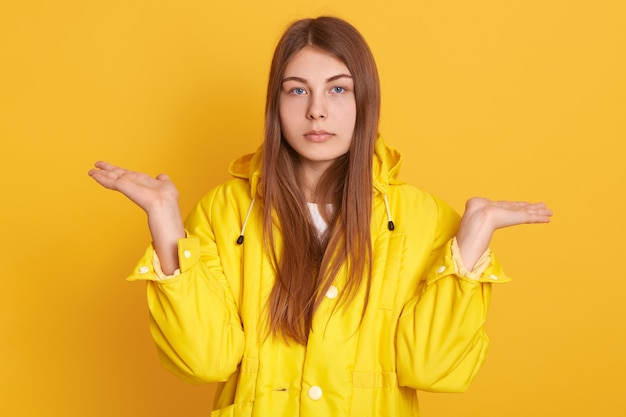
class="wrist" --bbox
[146,197,181,219]
[456,211,495,270]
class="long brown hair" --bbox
[262,16,381,344]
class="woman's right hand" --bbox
[88,161,185,275]
[88,161,179,215]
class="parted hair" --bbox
[262,16,381,344]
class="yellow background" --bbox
[1,0,625,416]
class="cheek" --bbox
[278,105,289,132]
[342,102,357,135]
[278,107,303,145]
[278,101,298,129]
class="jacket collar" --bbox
[228,135,404,199]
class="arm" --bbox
[132,231,245,383]
[396,240,503,392]
[396,196,551,392]
[89,162,245,383]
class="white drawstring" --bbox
[236,198,255,244]
[383,194,395,231]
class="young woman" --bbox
[89,16,552,417]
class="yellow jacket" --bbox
[128,137,509,416]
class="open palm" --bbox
[88,161,179,214]
[456,197,553,270]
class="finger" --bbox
[88,170,120,190]
[494,201,532,209]
[494,201,548,211]
[93,161,120,171]
[89,163,139,189]
[528,213,552,223]
[492,205,553,229]
[93,161,134,176]
[522,204,552,215]
[520,208,553,224]
[530,207,553,220]
[156,173,170,181]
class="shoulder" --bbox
[386,183,461,237]
[389,183,456,213]
[196,178,253,209]
[185,178,254,230]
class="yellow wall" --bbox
[1,1,624,416]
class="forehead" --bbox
[283,47,351,79]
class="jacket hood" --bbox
[228,135,404,199]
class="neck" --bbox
[298,161,332,203]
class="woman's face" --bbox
[279,47,356,177]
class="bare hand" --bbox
[456,197,553,270]
[88,161,179,215]
[88,161,185,274]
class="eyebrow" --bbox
[282,74,353,84]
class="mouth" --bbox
[304,130,334,142]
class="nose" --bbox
[307,92,327,120]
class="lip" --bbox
[304,130,334,142]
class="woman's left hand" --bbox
[456,197,553,270]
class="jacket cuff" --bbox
[450,236,491,280]
[425,238,511,286]
[126,234,201,282]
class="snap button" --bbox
[183,250,191,259]
[326,285,339,299]
[437,266,446,274]
[139,266,149,274]
[308,385,323,400]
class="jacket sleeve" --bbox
[396,197,509,392]
[127,186,245,384]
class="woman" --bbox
[89,16,551,417]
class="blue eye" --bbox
[291,87,306,95]
[332,86,346,93]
